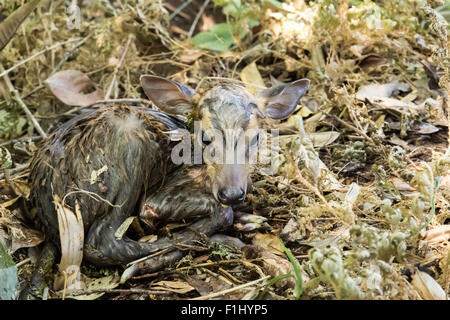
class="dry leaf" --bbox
[308,131,340,148]
[0,196,19,209]
[424,225,450,244]
[53,195,84,291]
[138,234,158,243]
[421,61,440,90]
[252,233,285,256]
[303,111,326,132]
[186,274,232,297]
[349,44,366,58]
[269,74,286,87]
[240,62,266,95]
[45,70,104,107]
[243,245,308,289]
[345,183,361,205]
[186,275,215,296]
[151,280,195,294]
[412,269,447,300]
[280,218,302,242]
[392,177,416,192]
[358,55,388,70]
[0,0,40,51]
[115,216,136,240]
[10,226,44,253]
[8,179,30,198]
[297,106,313,117]
[389,135,409,148]
[200,14,215,31]
[413,122,440,135]
[178,50,204,64]
[356,80,409,100]
[300,229,350,248]
[370,97,425,115]
[283,55,301,72]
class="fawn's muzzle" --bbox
[217,187,246,205]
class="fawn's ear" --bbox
[140,75,195,115]
[256,79,310,120]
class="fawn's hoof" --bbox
[234,213,268,231]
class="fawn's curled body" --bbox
[29,75,309,268]
[29,105,231,266]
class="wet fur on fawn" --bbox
[29,76,309,266]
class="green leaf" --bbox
[248,18,260,28]
[214,0,242,18]
[0,242,18,300]
[265,0,284,10]
[0,0,41,51]
[222,2,242,18]
[190,23,237,52]
[283,245,303,299]
[265,273,295,287]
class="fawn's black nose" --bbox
[218,188,246,205]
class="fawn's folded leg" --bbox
[84,205,234,266]
[120,207,234,281]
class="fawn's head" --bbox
[141,75,309,205]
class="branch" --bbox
[104,34,134,100]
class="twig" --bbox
[0,39,79,78]
[201,267,233,286]
[218,267,244,284]
[331,115,375,145]
[130,258,261,280]
[0,163,30,181]
[16,257,32,268]
[12,90,47,138]
[0,135,41,147]
[56,288,171,298]
[2,34,93,105]
[168,0,194,20]
[190,276,270,300]
[62,189,123,209]
[104,34,134,100]
[171,25,189,36]
[177,258,261,271]
[126,248,170,267]
[51,34,93,76]
[188,0,210,39]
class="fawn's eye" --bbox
[202,131,211,146]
